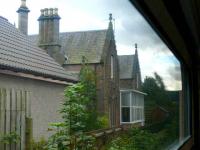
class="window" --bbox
[120,90,145,124]
[111,55,114,79]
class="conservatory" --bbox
[120,90,146,125]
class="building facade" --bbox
[28,9,120,127]
[0,15,76,147]
[118,45,145,126]
[118,44,142,90]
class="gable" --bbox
[0,17,76,82]
[29,30,108,64]
[118,55,135,79]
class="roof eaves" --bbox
[0,64,78,83]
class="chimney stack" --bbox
[38,8,64,64]
[17,0,30,35]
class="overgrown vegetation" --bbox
[32,137,48,150]
[106,73,179,150]
[44,63,107,150]
[0,132,20,145]
[107,114,179,150]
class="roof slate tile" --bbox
[118,55,135,79]
[29,30,108,64]
[0,17,77,82]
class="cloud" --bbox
[168,65,182,81]
[0,0,181,90]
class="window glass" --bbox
[132,93,136,106]
[122,107,130,122]
[121,92,130,106]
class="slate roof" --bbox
[29,30,108,64]
[118,55,135,79]
[0,16,77,82]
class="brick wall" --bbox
[120,79,136,89]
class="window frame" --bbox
[120,90,146,125]
[128,1,194,149]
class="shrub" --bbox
[46,64,99,149]
[32,137,48,150]
[0,132,20,145]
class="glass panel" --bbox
[121,92,130,106]
[136,93,139,106]
[122,107,130,122]
[131,107,135,122]
[132,92,136,106]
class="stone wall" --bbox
[120,79,136,89]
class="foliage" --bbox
[106,123,179,150]
[142,72,169,107]
[97,115,109,129]
[0,132,20,145]
[106,72,179,150]
[46,63,102,149]
[32,137,48,150]
[106,128,161,150]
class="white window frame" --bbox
[120,89,146,125]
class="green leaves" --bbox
[0,132,20,145]
[46,63,100,149]
[142,72,170,108]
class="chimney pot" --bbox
[44,8,48,16]
[50,8,53,16]
[48,9,51,16]
[54,8,58,15]
[40,9,44,16]
[21,0,26,7]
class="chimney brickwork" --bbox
[17,0,30,35]
[38,8,65,65]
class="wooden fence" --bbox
[0,88,31,150]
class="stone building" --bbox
[18,2,121,126]
[118,45,145,126]
[0,15,77,146]
[118,44,142,90]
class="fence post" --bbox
[25,117,33,150]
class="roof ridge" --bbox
[59,29,107,34]
[118,54,135,56]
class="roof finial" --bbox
[108,13,114,31]
[109,13,112,22]
[135,43,138,55]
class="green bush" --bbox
[97,115,109,129]
[32,137,48,150]
[46,64,99,150]
[106,120,179,150]
[0,132,20,145]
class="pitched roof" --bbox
[29,30,108,64]
[0,16,77,82]
[118,55,135,79]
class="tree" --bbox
[142,72,169,106]
[46,63,102,150]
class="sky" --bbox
[0,0,182,90]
